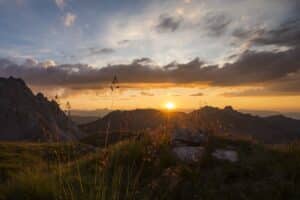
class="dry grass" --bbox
[1,133,300,200]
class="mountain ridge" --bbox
[0,77,82,141]
[80,106,300,143]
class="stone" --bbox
[212,149,238,162]
[172,146,205,163]
[171,128,207,147]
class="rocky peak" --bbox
[0,76,83,141]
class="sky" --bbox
[0,0,300,111]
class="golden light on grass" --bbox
[165,101,175,110]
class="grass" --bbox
[0,134,300,200]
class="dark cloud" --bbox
[156,14,183,33]
[190,92,203,96]
[203,12,232,36]
[0,43,299,95]
[232,17,300,49]
[253,19,300,48]
[213,47,300,85]
[232,27,265,40]
[88,47,115,55]
[117,40,130,45]
[140,91,155,96]
[223,70,300,97]
[132,57,153,65]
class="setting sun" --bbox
[165,102,175,110]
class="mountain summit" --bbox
[0,77,82,141]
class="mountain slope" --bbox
[187,106,300,143]
[80,109,186,133]
[81,106,300,143]
[0,77,82,141]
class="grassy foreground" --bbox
[0,134,300,200]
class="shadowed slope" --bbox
[0,77,82,141]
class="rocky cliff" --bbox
[0,77,82,141]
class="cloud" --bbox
[156,14,183,33]
[132,57,153,65]
[253,19,300,48]
[24,58,38,67]
[224,71,300,97]
[40,60,57,68]
[118,40,130,45]
[232,17,300,50]
[63,12,76,27]
[88,47,115,55]
[190,92,203,96]
[213,47,300,86]
[140,91,155,96]
[203,12,232,36]
[55,0,65,10]
[0,40,299,95]
[23,58,56,68]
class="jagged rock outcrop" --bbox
[172,146,205,163]
[212,149,238,162]
[0,77,82,141]
[171,128,208,163]
[171,128,207,147]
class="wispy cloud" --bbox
[88,47,115,55]
[63,12,76,27]
[156,14,183,33]
[140,91,155,96]
[117,40,131,45]
[203,12,232,36]
[190,92,203,96]
[55,0,65,10]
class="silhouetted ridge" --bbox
[81,106,300,143]
[80,109,186,133]
[0,77,82,141]
[188,106,300,143]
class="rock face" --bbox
[171,128,207,147]
[171,128,208,163]
[0,77,82,141]
[212,149,238,162]
[172,146,205,163]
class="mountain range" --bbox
[81,106,300,144]
[1,77,300,144]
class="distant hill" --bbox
[71,115,99,125]
[70,109,111,118]
[240,109,300,120]
[81,106,300,144]
[188,106,300,143]
[0,77,82,141]
[80,109,186,133]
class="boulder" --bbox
[171,128,207,147]
[172,146,205,163]
[212,149,238,162]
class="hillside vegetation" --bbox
[1,133,300,200]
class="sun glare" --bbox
[165,102,175,110]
